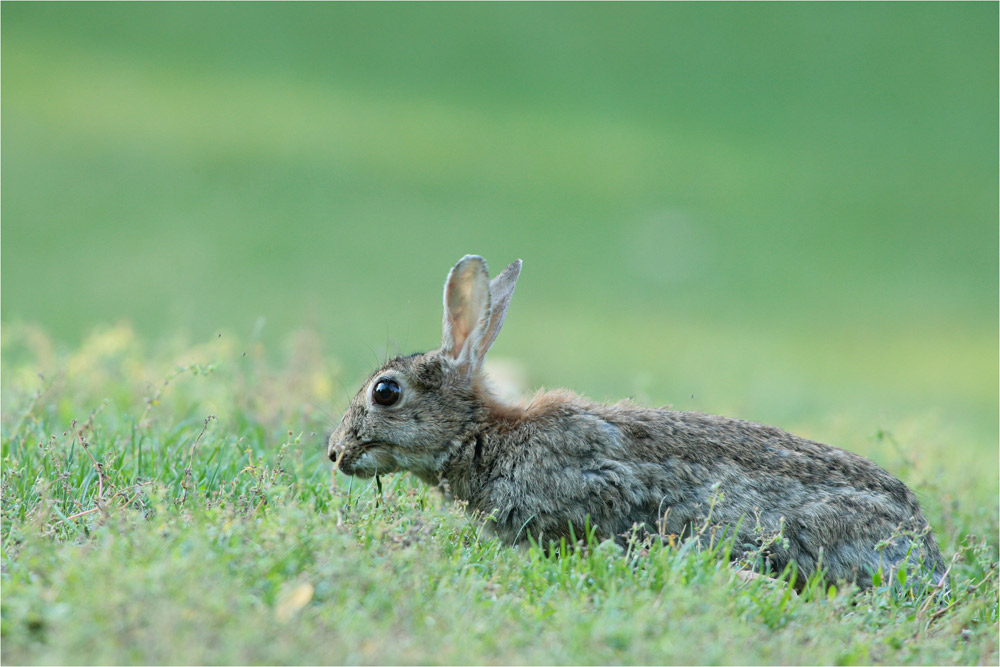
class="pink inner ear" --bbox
[443,257,491,362]
[447,280,478,354]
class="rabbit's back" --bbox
[462,394,945,587]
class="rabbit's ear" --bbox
[479,259,522,359]
[442,255,492,373]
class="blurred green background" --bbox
[2,4,996,456]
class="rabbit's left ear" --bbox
[442,255,492,374]
[480,259,521,357]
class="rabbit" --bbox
[328,255,947,590]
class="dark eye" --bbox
[372,378,401,406]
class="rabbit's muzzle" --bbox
[327,423,357,470]
[328,436,396,478]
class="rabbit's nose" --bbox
[328,439,346,464]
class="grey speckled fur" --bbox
[328,255,946,589]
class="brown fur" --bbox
[328,255,946,589]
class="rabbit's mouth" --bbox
[328,436,377,464]
[335,441,399,478]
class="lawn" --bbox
[2,3,997,664]
[1,324,997,665]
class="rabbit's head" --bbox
[328,255,522,483]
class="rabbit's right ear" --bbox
[442,255,492,375]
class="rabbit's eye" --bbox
[372,378,401,406]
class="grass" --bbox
[1,323,997,665]
[2,3,997,350]
[1,4,997,664]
